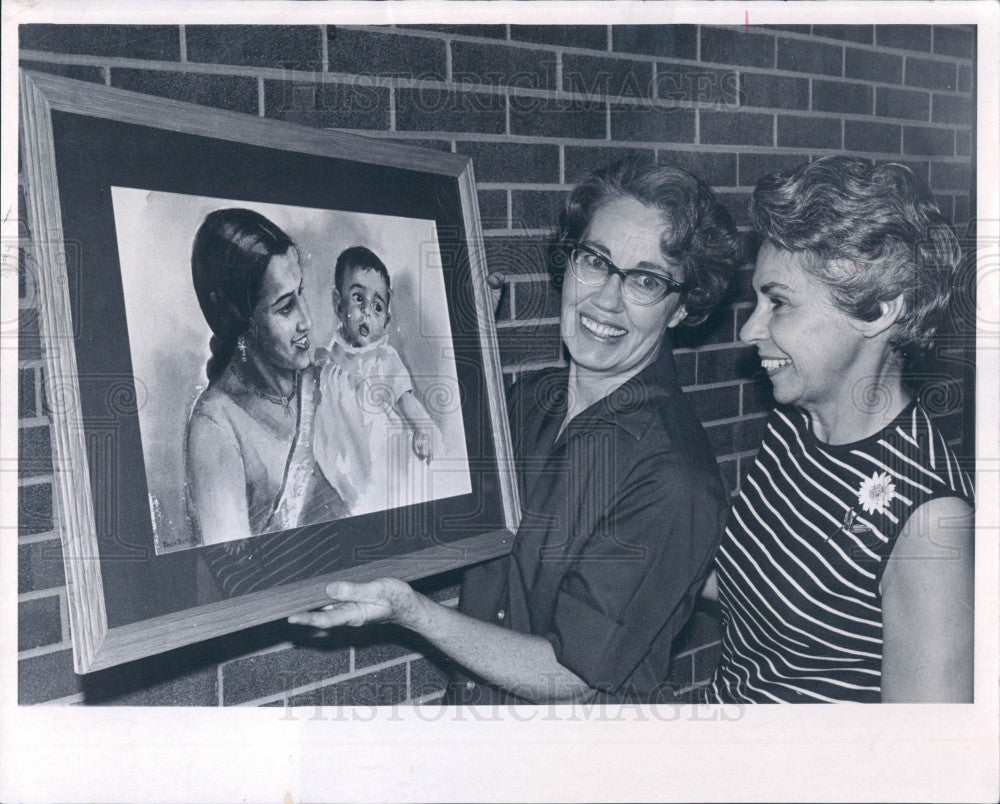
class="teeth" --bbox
[581,315,627,338]
[760,357,791,373]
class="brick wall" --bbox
[18,23,975,706]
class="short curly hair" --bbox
[750,155,960,365]
[554,158,743,326]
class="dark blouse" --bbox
[445,344,728,704]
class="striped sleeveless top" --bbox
[707,402,974,703]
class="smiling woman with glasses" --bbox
[289,158,743,705]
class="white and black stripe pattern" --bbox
[708,402,974,703]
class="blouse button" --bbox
[496,609,506,621]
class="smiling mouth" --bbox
[293,335,309,351]
[760,357,791,375]
[580,314,627,340]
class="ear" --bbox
[331,287,343,318]
[855,294,905,339]
[666,306,688,329]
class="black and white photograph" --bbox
[3,2,997,803]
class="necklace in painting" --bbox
[232,363,298,417]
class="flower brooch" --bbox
[832,471,896,541]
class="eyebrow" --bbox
[759,282,793,294]
[270,290,295,308]
[579,239,679,279]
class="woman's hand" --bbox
[487,271,506,315]
[288,578,425,630]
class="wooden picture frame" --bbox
[19,69,520,673]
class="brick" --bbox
[876,86,930,121]
[18,649,79,704]
[955,130,971,157]
[408,656,450,699]
[18,540,65,595]
[19,425,52,477]
[612,25,697,60]
[906,57,957,91]
[563,54,653,99]
[510,97,605,139]
[19,368,37,419]
[288,664,408,707]
[777,115,840,149]
[954,195,970,226]
[497,323,563,365]
[931,162,972,192]
[18,596,62,651]
[483,235,552,277]
[84,655,220,707]
[657,150,736,188]
[877,158,929,183]
[714,192,751,228]
[456,142,559,183]
[610,105,695,143]
[565,146,656,183]
[18,483,53,536]
[697,345,756,384]
[933,26,974,58]
[18,307,43,361]
[512,25,608,50]
[741,377,776,415]
[932,93,973,125]
[353,624,414,669]
[452,41,557,91]
[845,47,902,84]
[513,279,562,321]
[844,120,901,153]
[19,60,104,84]
[657,64,739,108]
[512,190,570,231]
[685,385,739,423]
[706,415,768,455]
[903,125,954,156]
[700,111,772,147]
[186,25,322,69]
[110,69,258,115]
[222,644,351,705]
[396,87,506,134]
[400,25,507,40]
[327,28,445,80]
[673,351,696,387]
[685,307,737,347]
[477,190,508,228]
[777,38,842,76]
[876,25,932,52]
[812,80,872,115]
[812,26,874,45]
[738,153,807,187]
[263,80,389,130]
[20,24,180,60]
[700,27,774,69]
[739,72,809,111]
[957,64,973,93]
[759,25,811,34]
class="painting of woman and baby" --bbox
[111,189,472,595]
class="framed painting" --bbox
[19,69,520,673]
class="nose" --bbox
[592,272,626,312]
[297,297,312,332]
[739,301,767,344]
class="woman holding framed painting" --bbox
[289,159,744,704]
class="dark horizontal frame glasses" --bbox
[563,241,689,306]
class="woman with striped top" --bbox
[705,156,974,703]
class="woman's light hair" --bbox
[750,155,961,366]
[555,157,743,326]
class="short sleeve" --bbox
[381,345,414,403]
[546,453,727,694]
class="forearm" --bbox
[406,592,595,703]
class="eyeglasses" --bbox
[564,241,689,306]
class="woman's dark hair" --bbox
[554,157,743,326]
[750,155,960,366]
[191,208,296,382]
[334,245,392,306]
